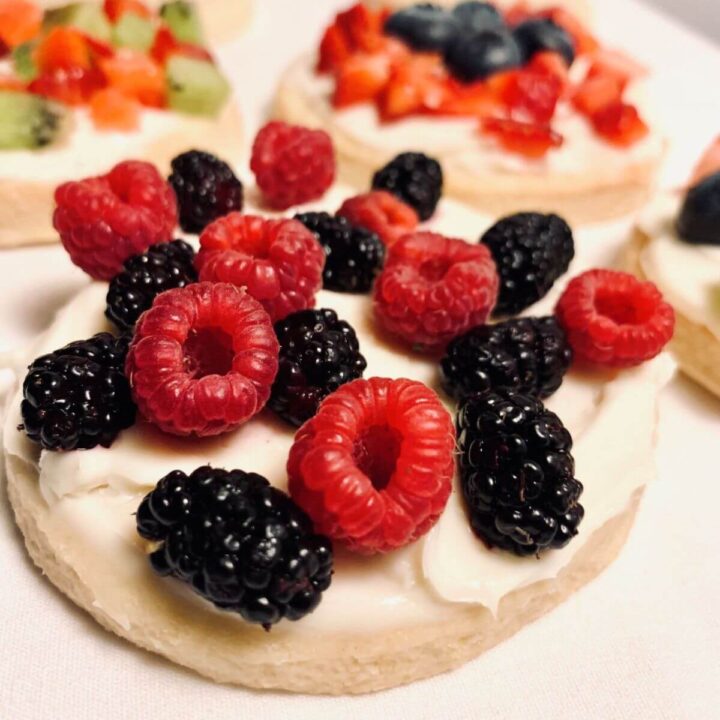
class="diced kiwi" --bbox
[43,3,112,42]
[112,12,155,51]
[166,56,230,117]
[0,91,66,150]
[12,42,38,82]
[160,1,204,45]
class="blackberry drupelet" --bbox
[21,333,136,451]
[169,150,243,233]
[105,240,198,332]
[441,316,572,401]
[136,466,333,628]
[372,152,443,221]
[294,212,385,293]
[457,388,584,556]
[480,212,574,316]
[270,308,367,426]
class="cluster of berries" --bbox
[20,120,675,626]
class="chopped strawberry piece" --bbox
[591,102,649,147]
[688,136,720,186]
[35,26,92,73]
[90,87,141,131]
[572,73,623,116]
[541,7,598,56]
[103,0,151,22]
[0,0,41,48]
[318,23,351,73]
[84,34,115,59]
[0,38,9,58]
[99,49,166,108]
[481,117,563,159]
[150,26,212,64]
[333,52,391,108]
[0,73,25,90]
[378,54,449,120]
[502,68,562,123]
[29,67,105,105]
[588,49,649,87]
[434,78,500,117]
[528,51,570,93]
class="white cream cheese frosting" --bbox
[1,188,675,635]
[638,194,720,339]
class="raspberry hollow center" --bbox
[183,327,235,378]
[596,290,652,326]
[419,257,451,282]
[353,424,402,491]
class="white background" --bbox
[1,1,720,719]
[650,0,720,43]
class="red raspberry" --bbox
[196,214,325,322]
[125,282,279,437]
[288,377,455,554]
[337,190,418,246]
[53,160,177,280]
[373,232,499,349]
[555,269,674,368]
[250,121,336,209]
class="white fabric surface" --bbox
[1,1,719,718]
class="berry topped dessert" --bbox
[274,1,664,223]
[0,0,242,246]
[628,138,720,399]
[3,127,676,694]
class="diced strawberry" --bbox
[378,54,448,120]
[29,67,105,105]
[150,26,212,64]
[90,87,140,131]
[0,38,9,58]
[35,26,92,73]
[434,78,500,117]
[528,51,570,94]
[318,23,351,73]
[0,0,42,48]
[84,34,115,60]
[688,136,720,186]
[103,0,152,22]
[0,73,25,90]
[99,49,166,107]
[572,73,623,116]
[591,102,649,147]
[481,117,563,158]
[502,68,562,123]
[333,52,391,108]
[588,49,648,88]
[541,7,598,56]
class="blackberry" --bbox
[169,150,243,233]
[444,29,522,82]
[294,212,385,293]
[457,388,584,556]
[384,4,459,52]
[480,212,574,316]
[136,466,333,628]
[513,18,576,66]
[270,308,367,426]
[372,152,443,221]
[105,240,198,332]
[677,171,720,245]
[21,333,136,451]
[442,316,572,401]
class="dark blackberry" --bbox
[480,212,574,316]
[21,333,136,451]
[677,171,720,245]
[457,388,584,556]
[513,18,576,66]
[294,211,385,293]
[384,4,459,52]
[444,28,522,82]
[136,466,333,628]
[442,316,572,401]
[372,152,443,221]
[169,150,243,233]
[270,308,367,426]
[105,240,198,332]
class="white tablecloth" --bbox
[1,1,719,718]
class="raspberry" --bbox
[106,240,198,332]
[458,388,584,556]
[53,160,177,280]
[21,333,135,451]
[371,152,443,221]
[125,282,279,437]
[337,190,418,246]
[373,231,499,349]
[250,121,335,210]
[196,214,325,322]
[441,316,572,401]
[555,269,675,368]
[136,466,333,628]
[288,377,455,554]
[294,212,385,293]
[168,150,244,233]
[270,308,367,427]
[480,212,575,316]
